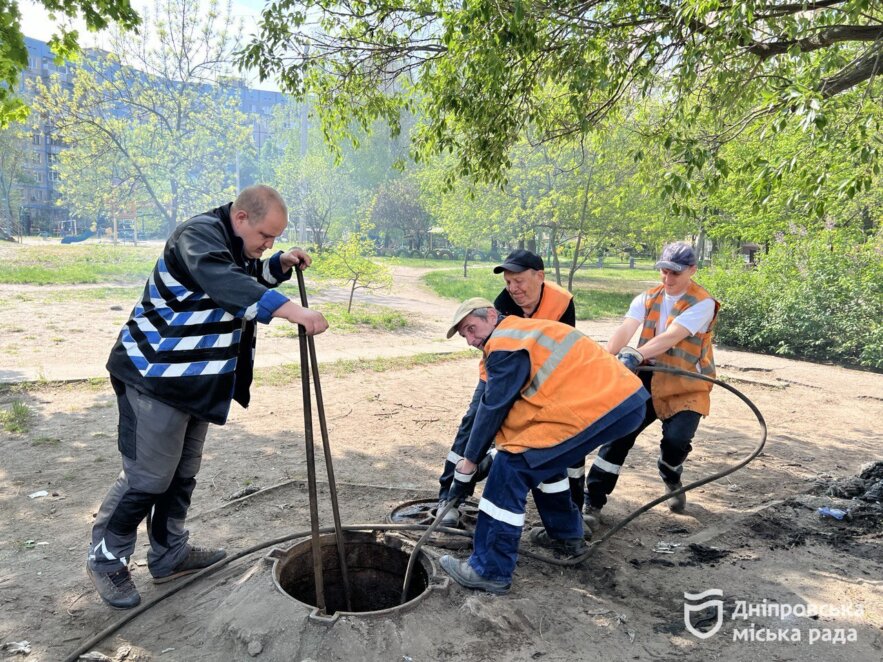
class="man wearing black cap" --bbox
[583,241,719,526]
[436,249,581,527]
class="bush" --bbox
[699,231,883,369]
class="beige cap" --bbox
[446,297,495,339]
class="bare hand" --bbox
[290,307,328,335]
[280,248,312,271]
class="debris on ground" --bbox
[2,641,31,654]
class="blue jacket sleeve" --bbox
[463,349,531,463]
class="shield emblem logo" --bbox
[683,589,724,639]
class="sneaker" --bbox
[437,500,460,528]
[582,504,603,531]
[664,481,687,513]
[439,555,510,595]
[528,527,588,556]
[152,546,227,584]
[87,561,141,609]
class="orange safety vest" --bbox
[637,281,720,419]
[479,281,574,382]
[484,316,643,454]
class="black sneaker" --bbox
[152,546,227,584]
[528,527,588,556]
[87,561,141,609]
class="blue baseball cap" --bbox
[654,242,697,272]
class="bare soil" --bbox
[0,267,881,661]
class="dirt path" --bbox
[0,268,881,661]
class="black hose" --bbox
[521,365,767,566]
[66,366,765,659]
[63,522,472,662]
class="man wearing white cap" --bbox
[435,249,581,527]
[438,298,647,594]
[583,241,719,527]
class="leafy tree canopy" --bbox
[0,0,140,124]
[242,0,883,208]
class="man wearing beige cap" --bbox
[436,250,581,527]
[438,298,648,594]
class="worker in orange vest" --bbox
[583,242,719,528]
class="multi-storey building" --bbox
[13,36,287,236]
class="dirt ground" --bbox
[1,265,881,661]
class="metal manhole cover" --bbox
[388,498,479,550]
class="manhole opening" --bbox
[275,532,429,614]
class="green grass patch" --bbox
[255,350,476,386]
[1,401,33,433]
[423,265,656,320]
[273,303,411,336]
[0,244,159,284]
[31,436,61,447]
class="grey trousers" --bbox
[89,381,208,578]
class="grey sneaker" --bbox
[152,546,226,584]
[665,481,687,513]
[528,527,588,556]
[582,504,603,530]
[439,555,510,595]
[87,561,141,609]
[437,500,460,528]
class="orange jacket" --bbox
[638,281,719,418]
[485,316,644,454]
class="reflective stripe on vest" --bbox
[478,281,573,382]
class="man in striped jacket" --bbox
[439,298,648,594]
[583,242,719,529]
[87,185,328,609]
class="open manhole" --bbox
[387,498,479,550]
[270,530,447,623]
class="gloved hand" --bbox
[616,346,644,372]
[474,448,496,482]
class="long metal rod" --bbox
[295,266,353,611]
[297,314,325,612]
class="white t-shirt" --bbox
[626,291,715,335]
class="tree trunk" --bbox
[347,278,358,313]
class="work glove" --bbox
[447,450,495,506]
[616,346,644,373]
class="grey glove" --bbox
[448,450,495,505]
[616,346,644,372]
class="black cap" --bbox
[493,249,544,274]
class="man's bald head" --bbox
[232,185,287,225]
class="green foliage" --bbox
[700,231,883,369]
[312,231,393,312]
[1,400,32,433]
[1,0,141,125]
[244,0,883,218]
[0,244,156,284]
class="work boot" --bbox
[437,500,460,528]
[439,555,510,595]
[528,527,588,557]
[152,546,227,584]
[582,504,603,531]
[87,561,141,609]
[664,481,687,513]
